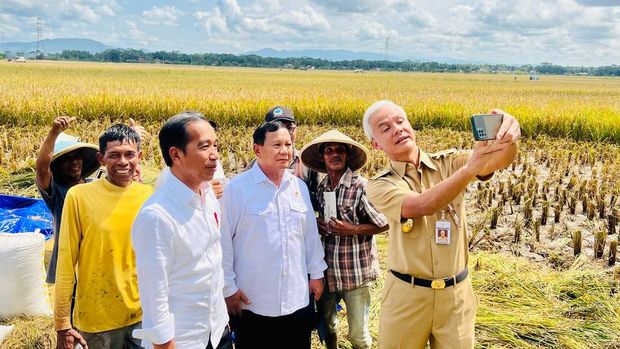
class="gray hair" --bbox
[362,100,407,140]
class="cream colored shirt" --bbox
[366,148,472,280]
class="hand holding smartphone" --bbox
[470,114,504,141]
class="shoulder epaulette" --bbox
[371,168,393,180]
[430,148,457,159]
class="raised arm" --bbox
[403,141,511,218]
[401,110,520,219]
[36,116,75,192]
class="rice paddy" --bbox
[1,61,619,348]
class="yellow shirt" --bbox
[366,148,472,280]
[54,179,153,332]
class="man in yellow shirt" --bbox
[54,124,153,349]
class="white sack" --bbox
[0,233,52,319]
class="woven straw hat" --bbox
[300,129,369,173]
[51,133,100,178]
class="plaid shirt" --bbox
[317,168,388,292]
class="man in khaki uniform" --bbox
[363,100,521,349]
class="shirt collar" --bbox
[251,162,294,185]
[166,169,210,207]
[320,168,353,190]
[389,147,437,178]
[419,149,438,171]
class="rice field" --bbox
[1,61,620,348]
[1,60,620,142]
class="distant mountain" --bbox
[0,38,113,54]
[244,48,401,62]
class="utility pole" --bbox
[384,37,390,61]
[36,17,42,59]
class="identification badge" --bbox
[435,219,451,245]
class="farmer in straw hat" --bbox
[300,130,388,349]
[36,116,99,284]
[362,100,520,348]
[36,117,147,284]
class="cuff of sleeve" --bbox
[223,284,239,298]
[132,314,175,345]
[309,272,324,280]
[54,317,72,331]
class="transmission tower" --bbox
[36,17,42,59]
[384,37,390,61]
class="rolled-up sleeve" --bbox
[358,188,388,228]
[366,178,411,222]
[131,208,176,345]
[219,187,239,298]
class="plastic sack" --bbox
[0,233,52,319]
[0,325,15,345]
[0,195,53,240]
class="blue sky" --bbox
[1,0,619,65]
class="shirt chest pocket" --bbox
[288,201,308,234]
[247,202,275,228]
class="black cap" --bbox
[265,106,295,123]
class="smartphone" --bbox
[470,114,503,141]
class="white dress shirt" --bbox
[131,170,228,349]
[220,164,327,317]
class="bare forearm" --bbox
[36,129,60,188]
[349,223,388,236]
[154,340,176,349]
[402,164,477,219]
[478,142,518,177]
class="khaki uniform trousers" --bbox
[378,273,477,349]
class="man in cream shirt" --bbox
[132,111,230,349]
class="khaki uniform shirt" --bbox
[366,148,472,280]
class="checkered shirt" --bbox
[317,168,388,292]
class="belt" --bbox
[390,267,469,290]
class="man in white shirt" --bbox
[131,111,230,349]
[220,121,328,349]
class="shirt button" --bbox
[434,260,439,265]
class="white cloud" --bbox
[246,0,282,15]
[0,14,21,37]
[403,8,438,28]
[1,0,619,65]
[310,0,380,13]
[279,6,330,31]
[142,5,183,26]
[194,9,229,34]
[355,22,398,40]
[194,0,330,36]
[125,20,155,47]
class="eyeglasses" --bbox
[323,146,348,155]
